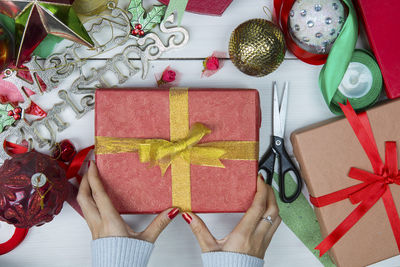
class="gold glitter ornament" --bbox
[229,19,286,77]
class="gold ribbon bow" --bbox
[138,123,226,175]
[96,88,258,211]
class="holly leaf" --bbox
[142,5,167,32]
[0,104,15,132]
[128,0,146,23]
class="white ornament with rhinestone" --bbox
[289,0,345,54]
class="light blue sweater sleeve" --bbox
[202,252,264,267]
[92,237,154,267]
[92,237,264,267]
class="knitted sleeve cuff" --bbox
[92,237,154,267]
[202,252,264,267]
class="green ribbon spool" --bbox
[319,0,383,115]
[328,49,382,114]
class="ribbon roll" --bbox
[324,49,383,114]
[318,0,383,115]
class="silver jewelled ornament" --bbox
[288,0,345,54]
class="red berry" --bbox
[135,24,142,30]
[139,30,145,36]
[13,114,21,120]
[7,110,14,116]
[14,107,22,114]
[131,28,139,35]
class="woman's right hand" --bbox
[182,174,281,259]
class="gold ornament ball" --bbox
[229,19,286,77]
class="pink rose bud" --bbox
[206,56,219,70]
[162,70,176,82]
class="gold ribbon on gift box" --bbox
[96,88,259,211]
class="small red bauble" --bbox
[13,114,21,120]
[14,107,22,114]
[139,30,145,36]
[52,139,77,162]
[7,110,13,116]
[135,24,142,30]
[0,151,69,228]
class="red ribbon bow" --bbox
[310,101,400,256]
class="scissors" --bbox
[258,82,303,203]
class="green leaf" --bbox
[128,0,146,23]
[0,104,15,133]
[142,5,167,32]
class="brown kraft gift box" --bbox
[291,100,400,267]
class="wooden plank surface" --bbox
[0,0,398,266]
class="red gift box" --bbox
[356,0,400,99]
[95,88,260,213]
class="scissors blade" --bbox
[273,82,283,137]
[279,82,289,136]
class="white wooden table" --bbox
[0,0,399,266]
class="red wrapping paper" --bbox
[95,88,260,213]
[356,0,400,99]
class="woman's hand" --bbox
[182,174,281,259]
[77,161,179,242]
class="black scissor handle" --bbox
[272,136,303,203]
[258,146,276,185]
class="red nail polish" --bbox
[258,174,265,181]
[168,208,180,220]
[182,213,192,224]
[88,161,91,168]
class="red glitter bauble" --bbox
[0,151,69,228]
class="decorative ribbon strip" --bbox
[310,101,400,256]
[318,0,360,114]
[96,88,258,211]
[162,0,189,26]
[0,227,28,255]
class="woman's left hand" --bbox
[77,161,178,242]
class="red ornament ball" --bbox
[52,139,77,162]
[7,110,13,116]
[139,30,145,36]
[13,114,21,120]
[135,24,142,30]
[0,151,69,228]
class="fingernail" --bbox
[258,173,265,181]
[168,208,180,220]
[182,212,192,224]
[88,161,91,168]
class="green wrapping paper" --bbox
[272,173,335,266]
